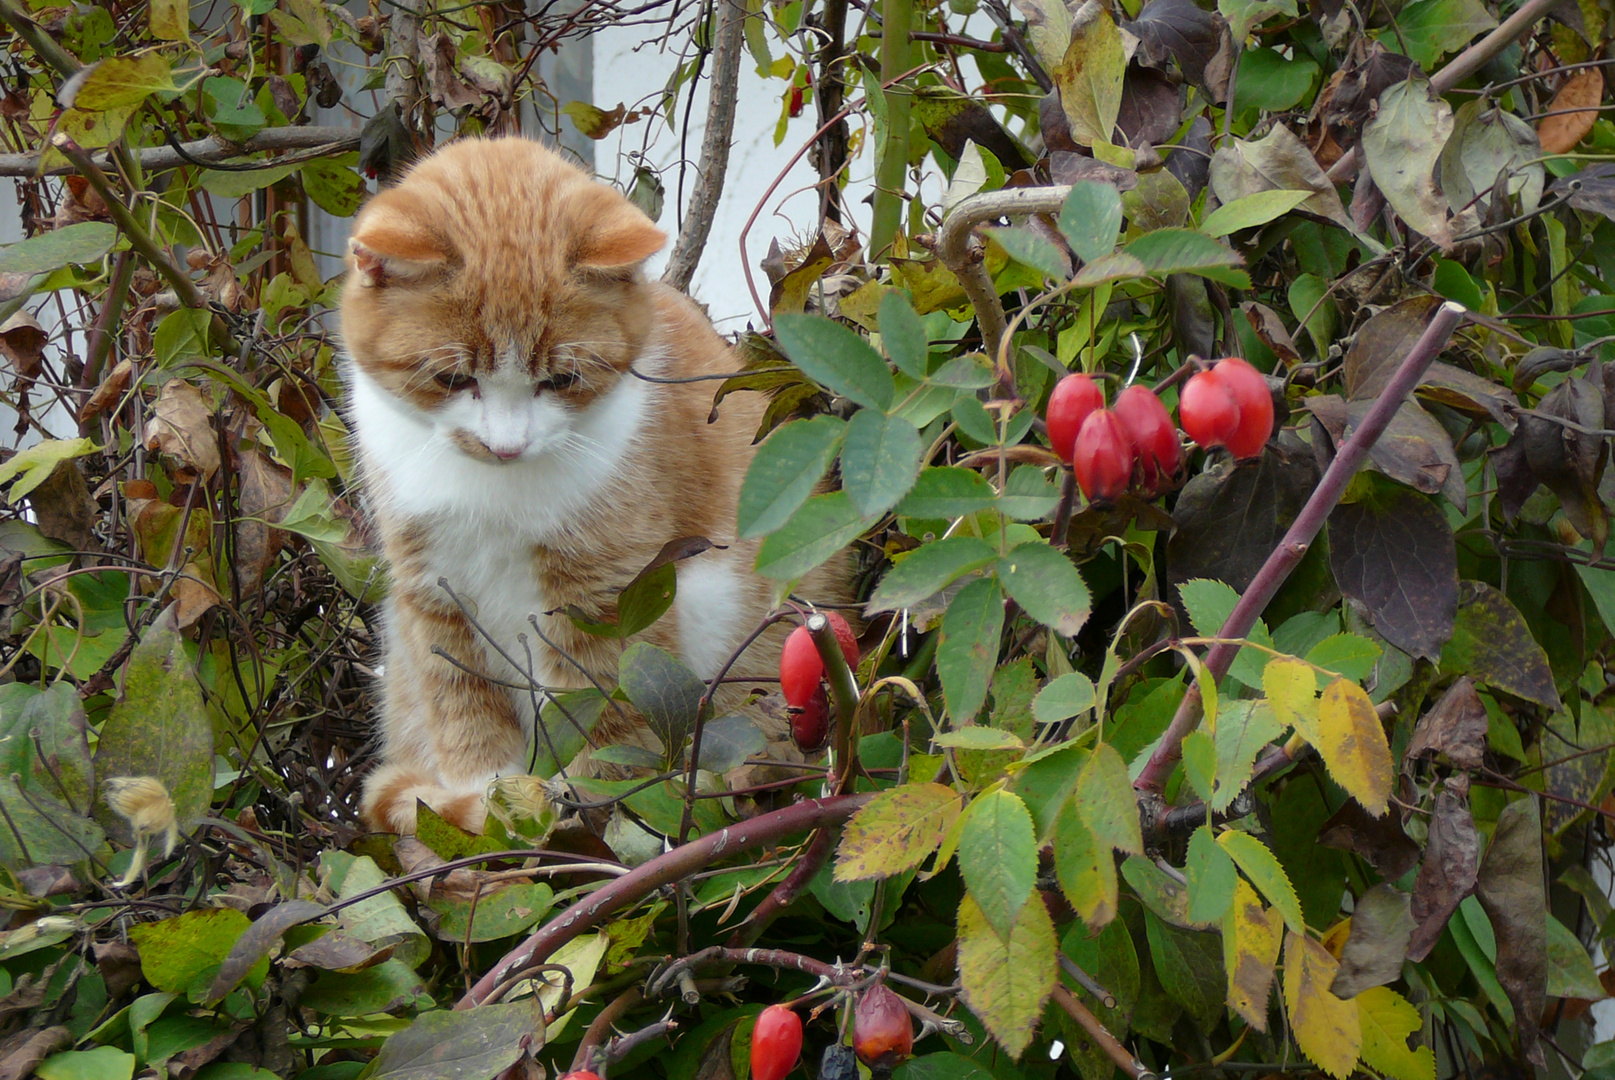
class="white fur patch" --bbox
[675,551,748,680]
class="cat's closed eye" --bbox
[435,371,476,392]
[538,370,577,392]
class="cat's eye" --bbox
[539,370,578,392]
[435,370,476,392]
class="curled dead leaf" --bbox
[144,378,220,482]
[0,311,47,379]
[1537,68,1604,156]
[78,358,133,424]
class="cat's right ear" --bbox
[348,197,451,288]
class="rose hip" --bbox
[853,983,916,1070]
[1178,369,1240,450]
[1047,373,1104,464]
[791,684,832,752]
[1112,384,1181,494]
[1071,409,1135,501]
[779,625,822,709]
[1214,356,1274,459]
[750,1004,804,1080]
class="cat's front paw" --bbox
[360,764,488,835]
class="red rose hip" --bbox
[853,983,916,1070]
[822,611,860,670]
[1112,384,1181,494]
[1178,370,1240,450]
[791,684,832,752]
[1071,409,1135,501]
[779,625,823,709]
[1047,373,1104,464]
[751,1004,804,1080]
[1213,356,1274,459]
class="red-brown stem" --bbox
[571,987,643,1072]
[1133,301,1466,794]
[1051,985,1151,1079]
[725,820,838,948]
[459,794,870,1007]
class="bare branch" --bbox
[0,126,360,178]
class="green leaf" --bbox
[773,313,895,411]
[937,577,1005,722]
[1217,830,1305,933]
[1059,181,1124,262]
[149,0,189,38]
[867,536,997,613]
[0,222,118,275]
[36,1047,136,1080]
[737,415,845,539]
[1306,633,1383,682]
[895,466,998,518]
[1032,672,1096,724]
[1236,46,1320,112]
[0,437,97,503]
[618,642,706,752]
[997,464,1061,520]
[957,890,1058,1058]
[928,355,997,389]
[1180,729,1218,803]
[836,781,964,881]
[1212,700,1285,811]
[1053,800,1117,926]
[754,490,867,581]
[997,541,1091,636]
[841,409,924,517]
[1546,913,1605,999]
[370,999,543,1080]
[1392,0,1498,69]
[1178,577,1272,687]
[1077,743,1143,855]
[879,290,931,379]
[958,789,1038,936]
[93,608,213,842]
[1186,825,1238,924]
[1146,911,1226,1031]
[1120,228,1251,287]
[201,77,266,142]
[302,159,365,217]
[936,726,1024,750]
[74,55,176,110]
[1201,189,1313,237]
[321,851,431,968]
[431,883,554,944]
[130,909,256,998]
[983,226,1069,279]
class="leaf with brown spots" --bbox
[1223,879,1283,1030]
[1407,789,1480,961]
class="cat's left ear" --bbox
[576,198,666,269]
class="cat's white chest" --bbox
[422,519,553,684]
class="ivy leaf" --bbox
[1356,987,1436,1080]
[841,410,924,518]
[737,416,845,540]
[1217,830,1305,933]
[957,789,1038,937]
[1186,825,1238,925]
[867,536,997,614]
[1310,679,1394,817]
[773,313,895,411]
[937,577,1005,722]
[996,542,1091,636]
[1284,931,1361,1079]
[1077,743,1143,855]
[1223,880,1284,1030]
[836,782,965,881]
[957,890,1058,1058]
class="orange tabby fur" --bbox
[340,137,848,835]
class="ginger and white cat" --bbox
[341,137,844,835]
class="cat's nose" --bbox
[491,446,523,461]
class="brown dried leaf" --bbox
[1537,68,1604,155]
[1519,375,1608,552]
[1407,790,1480,961]
[78,357,133,424]
[1329,883,1415,997]
[420,31,481,110]
[26,458,96,552]
[144,379,220,482]
[0,1025,70,1080]
[0,312,46,379]
[285,930,395,973]
[1243,302,1302,364]
[1318,802,1420,880]
[1209,124,1353,232]
[1474,798,1546,1061]
[1406,677,1487,770]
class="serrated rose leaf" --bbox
[1217,830,1305,933]
[1284,931,1361,1078]
[1223,880,1283,1030]
[1312,679,1394,816]
[836,783,965,881]
[958,789,1038,937]
[1077,743,1143,856]
[1356,987,1436,1080]
[957,891,1058,1058]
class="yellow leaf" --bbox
[1216,830,1304,933]
[1223,880,1283,1030]
[957,890,1058,1058]
[1321,917,1352,958]
[1052,802,1116,928]
[150,0,190,41]
[835,782,964,881]
[1284,931,1361,1078]
[1262,656,1317,729]
[1312,679,1394,816]
[1357,986,1436,1080]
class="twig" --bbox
[0,126,360,178]
[724,821,837,948]
[1326,0,1561,183]
[1059,954,1117,1009]
[459,793,871,1007]
[50,135,210,311]
[662,0,746,291]
[1133,301,1467,794]
[869,0,915,261]
[572,986,644,1072]
[937,186,1072,363]
[1051,985,1153,1080]
[0,0,81,78]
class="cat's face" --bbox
[340,138,666,465]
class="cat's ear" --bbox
[348,195,452,287]
[575,198,666,269]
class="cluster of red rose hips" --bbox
[779,611,859,752]
[750,982,916,1080]
[1047,356,1275,501]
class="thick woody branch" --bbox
[384,0,425,118]
[807,612,860,792]
[0,0,81,78]
[937,186,1071,360]
[662,0,746,292]
[1133,301,1467,794]
[459,793,870,1007]
[0,126,359,178]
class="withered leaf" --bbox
[1407,790,1480,961]
[914,86,1033,170]
[145,378,220,482]
[1127,0,1234,99]
[1552,162,1615,223]
[1117,66,1185,148]
[420,31,480,111]
[1319,45,1419,149]
[1344,296,1442,399]
[1167,435,1319,594]
[1166,115,1213,199]
[79,357,133,425]
[1440,581,1561,712]
[1519,375,1607,552]
[1243,302,1301,364]
[26,459,96,552]
[1318,802,1420,881]
[1327,487,1457,661]
[1048,151,1140,190]
[0,311,46,379]
[1307,395,1466,509]
[1406,676,1487,770]
[1330,884,1415,997]
[1209,124,1353,231]
[1537,68,1603,156]
[1474,798,1546,1061]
